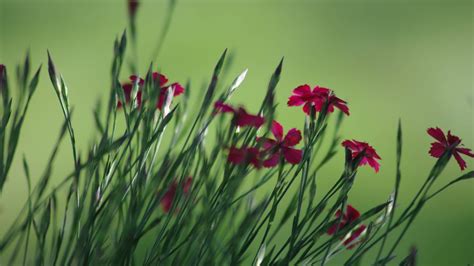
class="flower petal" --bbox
[428,142,445,158]
[236,108,265,128]
[346,205,360,222]
[271,121,284,141]
[228,147,246,164]
[453,151,467,171]
[292,84,312,95]
[366,157,380,173]
[333,96,350,115]
[283,128,302,147]
[302,102,314,115]
[427,127,447,144]
[170,82,185,96]
[456,147,474,157]
[214,101,235,113]
[287,95,305,106]
[344,225,367,249]
[283,147,302,164]
[152,72,168,86]
[263,152,281,168]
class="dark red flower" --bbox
[118,75,144,108]
[343,224,367,249]
[327,205,366,249]
[214,101,265,128]
[427,127,474,171]
[227,146,262,168]
[160,177,192,213]
[157,82,185,110]
[327,205,360,235]
[128,0,139,18]
[118,72,185,110]
[258,121,303,168]
[288,84,349,116]
[342,139,381,173]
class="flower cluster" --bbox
[218,83,472,251]
[118,72,184,110]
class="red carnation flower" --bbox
[214,101,265,128]
[160,177,193,213]
[327,205,366,249]
[118,72,185,110]
[227,146,262,168]
[343,224,367,249]
[288,84,349,116]
[327,205,360,235]
[118,75,144,108]
[342,139,381,173]
[258,121,303,167]
[427,127,474,171]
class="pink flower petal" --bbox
[427,127,447,144]
[214,101,235,113]
[283,147,302,165]
[263,152,281,168]
[333,96,350,115]
[346,205,360,222]
[258,137,277,150]
[344,225,367,249]
[456,147,474,157]
[236,108,265,128]
[453,151,467,171]
[428,142,445,158]
[447,130,461,146]
[283,128,302,147]
[366,157,380,173]
[312,86,330,95]
[271,121,284,141]
[228,147,246,164]
[152,72,168,87]
[161,182,177,213]
[287,95,305,106]
[170,82,185,96]
[292,84,312,96]
[302,102,314,115]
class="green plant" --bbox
[0,1,472,265]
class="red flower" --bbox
[118,75,144,108]
[214,101,265,128]
[343,224,367,249]
[160,177,192,213]
[258,121,303,167]
[128,0,139,18]
[118,72,185,110]
[342,139,381,173]
[427,127,474,171]
[227,147,262,168]
[327,205,360,235]
[287,84,349,116]
[327,205,366,249]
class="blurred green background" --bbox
[1,0,472,265]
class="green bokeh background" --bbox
[1,0,472,265]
